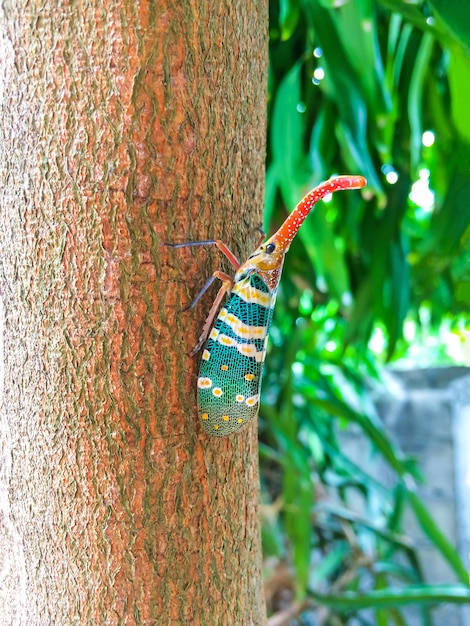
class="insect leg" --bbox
[164,240,240,270]
[183,273,218,312]
[254,226,266,249]
[164,240,237,353]
[190,270,234,355]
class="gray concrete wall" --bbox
[339,366,470,626]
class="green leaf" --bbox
[384,236,410,358]
[408,32,434,170]
[407,491,469,585]
[312,584,470,610]
[305,390,420,481]
[330,0,392,116]
[297,202,351,301]
[271,61,311,206]
[264,0,470,607]
[428,0,470,50]
[309,542,351,587]
[299,0,383,193]
[279,0,301,41]
[427,172,470,256]
[448,49,470,143]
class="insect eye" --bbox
[265,243,276,254]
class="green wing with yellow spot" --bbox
[197,273,276,436]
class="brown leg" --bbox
[164,239,240,270]
[164,239,238,353]
[254,226,265,249]
[190,271,234,355]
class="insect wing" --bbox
[197,273,276,436]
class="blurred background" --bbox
[260,1,470,624]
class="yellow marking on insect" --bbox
[219,308,228,319]
[244,373,255,381]
[245,395,259,407]
[212,387,223,397]
[224,313,267,339]
[233,283,271,307]
[219,334,235,346]
[202,349,210,360]
[202,413,209,420]
[210,328,220,340]
[238,343,256,357]
[236,394,244,402]
[222,415,230,422]
[214,424,219,430]
[214,333,266,362]
[243,346,266,363]
[238,325,266,338]
[237,418,243,424]
[197,377,212,389]
[220,364,229,371]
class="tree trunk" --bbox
[0,1,268,624]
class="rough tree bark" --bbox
[0,1,268,624]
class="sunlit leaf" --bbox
[428,0,470,50]
[312,584,470,609]
[448,49,470,143]
[279,0,301,41]
[262,0,470,608]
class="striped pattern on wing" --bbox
[197,273,276,436]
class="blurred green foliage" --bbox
[261,0,470,622]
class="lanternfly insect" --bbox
[166,175,366,436]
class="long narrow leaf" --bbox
[312,584,470,609]
[407,491,469,585]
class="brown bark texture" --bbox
[0,1,268,624]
